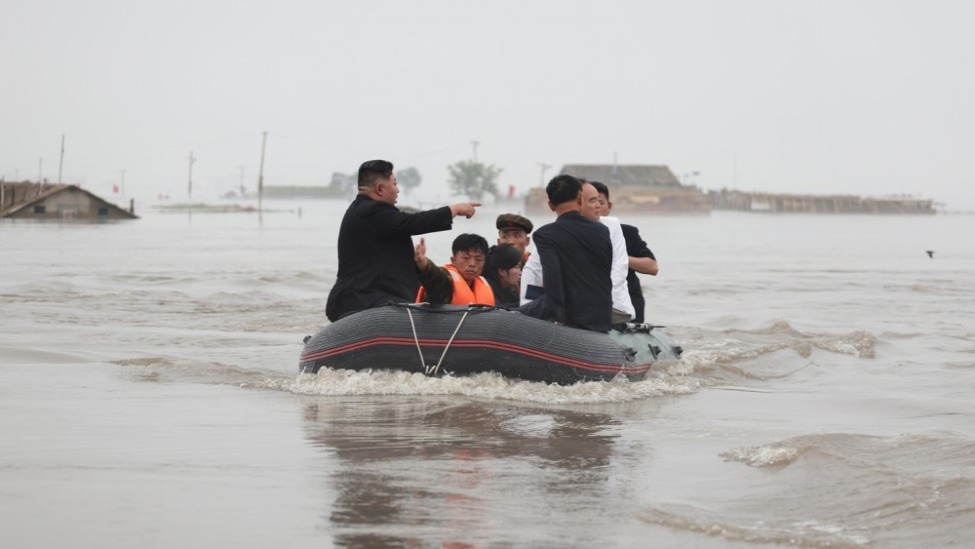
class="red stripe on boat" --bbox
[299,336,650,375]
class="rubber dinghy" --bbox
[299,303,682,384]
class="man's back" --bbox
[528,211,613,332]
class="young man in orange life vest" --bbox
[414,233,496,306]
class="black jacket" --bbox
[517,211,613,332]
[325,195,453,321]
[621,223,656,324]
[485,277,520,309]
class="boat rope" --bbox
[405,307,426,372]
[405,306,472,376]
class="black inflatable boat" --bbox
[299,303,682,384]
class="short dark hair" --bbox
[546,174,582,205]
[483,244,522,283]
[358,159,394,189]
[590,181,610,200]
[451,233,489,256]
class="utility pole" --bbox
[257,131,268,212]
[57,134,65,184]
[38,158,43,184]
[537,162,551,185]
[471,140,480,162]
[187,152,196,202]
[238,165,245,196]
[733,153,738,188]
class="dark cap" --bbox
[496,213,533,234]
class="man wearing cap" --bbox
[496,213,533,263]
[325,159,480,322]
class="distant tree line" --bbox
[447,160,501,201]
[328,167,422,196]
[327,159,504,202]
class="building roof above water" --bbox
[1,182,137,219]
[558,164,683,188]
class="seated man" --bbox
[585,181,635,324]
[496,213,533,265]
[591,181,658,324]
[414,233,495,306]
[483,244,523,308]
[516,175,613,332]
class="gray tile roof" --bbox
[1,182,136,218]
[558,164,682,187]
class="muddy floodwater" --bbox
[2,202,973,548]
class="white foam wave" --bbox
[262,367,701,404]
[674,326,878,384]
[640,506,872,548]
[720,444,801,467]
[813,330,876,358]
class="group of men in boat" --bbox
[325,159,658,333]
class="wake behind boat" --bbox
[299,303,682,384]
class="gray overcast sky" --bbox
[4,0,974,209]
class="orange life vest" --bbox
[416,264,496,306]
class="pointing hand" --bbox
[450,202,481,219]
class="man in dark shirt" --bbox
[325,159,480,322]
[516,175,613,332]
[620,224,657,323]
[591,182,659,324]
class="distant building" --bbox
[525,164,711,214]
[0,182,138,220]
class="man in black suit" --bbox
[325,159,480,322]
[516,175,613,332]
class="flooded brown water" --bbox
[2,202,973,548]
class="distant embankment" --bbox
[709,189,936,214]
[259,185,346,199]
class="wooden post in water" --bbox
[257,131,268,212]
[187,152,196,202]
[58,134,65,184]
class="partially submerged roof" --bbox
[1,182,137,219]
[559,164,682,188]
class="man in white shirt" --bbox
[591,180,659,324]
[586,182,634,324]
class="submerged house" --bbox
[524,164,711,214]
[0,182,137,220]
